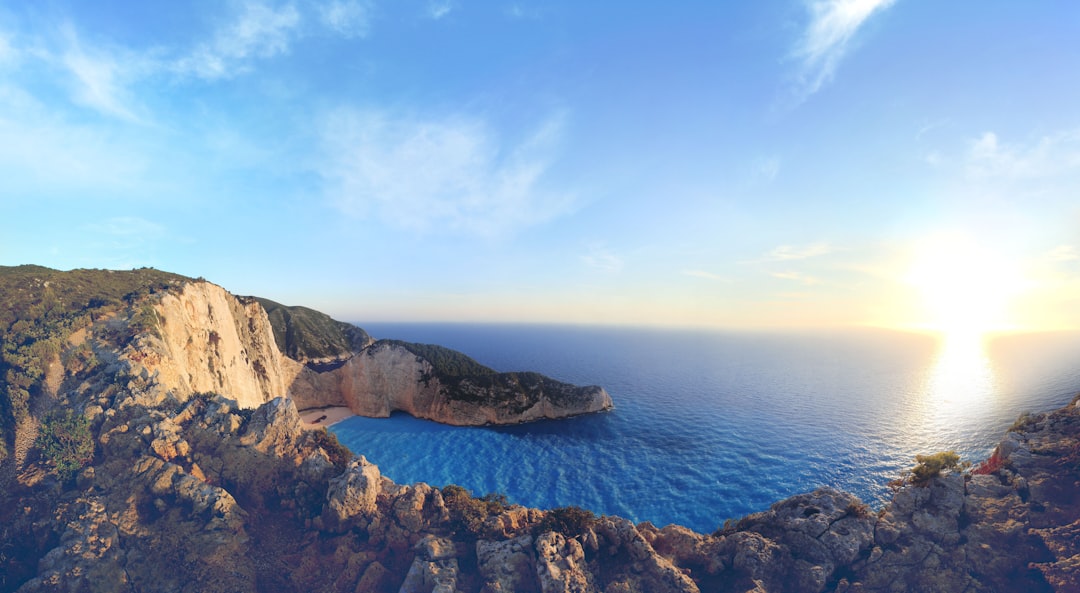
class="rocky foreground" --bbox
[1,268,1079,592]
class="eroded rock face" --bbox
[291,342,614,426]
[130,281,302,409]
[122,281,613,426]
[5,274,1080,593]
[324,456,383,532]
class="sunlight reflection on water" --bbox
[911,332,997,454]
[927,333,994,414]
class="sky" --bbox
[1,1,1079,332]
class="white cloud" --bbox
[57,25,147,121]
[793,0,896,97]
[581,244,623,272]
[682,269,727,282]
[86,216,166,238]
[176,1,302,80]
[0,111,152,194]
[1046,245,1079,262]
[427,1,454,20]
[0,32,17,65]
[318,109,576,235]
[967,129,1080,179]
[319,0,373,36]
[754,157,781,183]
[772,271,821,285]
[759,242,833,262]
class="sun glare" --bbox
[905,236,1025,338]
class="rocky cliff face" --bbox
[128,282,304,409]
[2,270,1078,593]
[290,342,613,425]
[121,280,611,425]
[7,381,1080,593]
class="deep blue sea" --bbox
[329,324,1080,534]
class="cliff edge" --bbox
[110,276,612,425]
[1,266,1077,593]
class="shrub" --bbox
[35,409,95,483]
[845,501,872,519]
[909,451,961,486]
[309,428,353,471]
[441,485,509,537]
[537,506,596,538]
[1008,411,1037,433]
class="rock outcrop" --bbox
[121,279,612,425]
[2,267,1079,593]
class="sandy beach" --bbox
[299,405,354,429]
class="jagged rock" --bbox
[590,516,700,593]
[478,535,538,593]
[535,531,597,593]
[240,396,302,454]
[324,456,383,532]
[400,535,462,593]
[17,497,130,593]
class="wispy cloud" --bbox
[318,109,576,236]
[772,271,821,285]
[754,157,781,183]
[58,25,145,121]
[175,1,302,80]
[318,0,373,37]
[967,130,1080,179]
[758,242,833,262]
[581,244,623,272]
[427,0,454,20]
[0,31,17,65]
[792,0,896,97]
[1046,245,1079,262]
[85,216,166,238]
[682,269,727,282]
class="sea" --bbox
[329,324,1080,534]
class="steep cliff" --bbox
[2,266,1078,593]
[116,278,611,425]
[289,341,613,425]
[127,282,303,409]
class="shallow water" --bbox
[330,325,1080,533]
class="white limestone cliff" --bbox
[123,280,612,425]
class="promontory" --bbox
[2,266,1078,593]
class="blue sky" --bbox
[1,1,1079,331]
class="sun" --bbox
[904,235,1024,337]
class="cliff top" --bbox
[250,296,374,364]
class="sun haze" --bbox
[0,2,1078,331]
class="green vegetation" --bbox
[441,485,508,537]
[1008,411,1038,433]
[378,340,588,410]
[35,409,94,483]
[379,340,496,379]
[537,506,596,538]
[253,297,372,363]
[309,428,353,471]
[845,501,872,519]
[889,451,963,489]
[0,265,190,459]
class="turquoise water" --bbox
[330,325,1080,533]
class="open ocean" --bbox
[329,324,1080,534]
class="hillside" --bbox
[251,297,374,365]
[0,266,1077,592]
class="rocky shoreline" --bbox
[1,269,1079,592]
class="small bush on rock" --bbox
[909,451,961,486]
[537,506,596,538]
[442,485,508,537]
[35,409,95,483]
[310,429,353,471]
